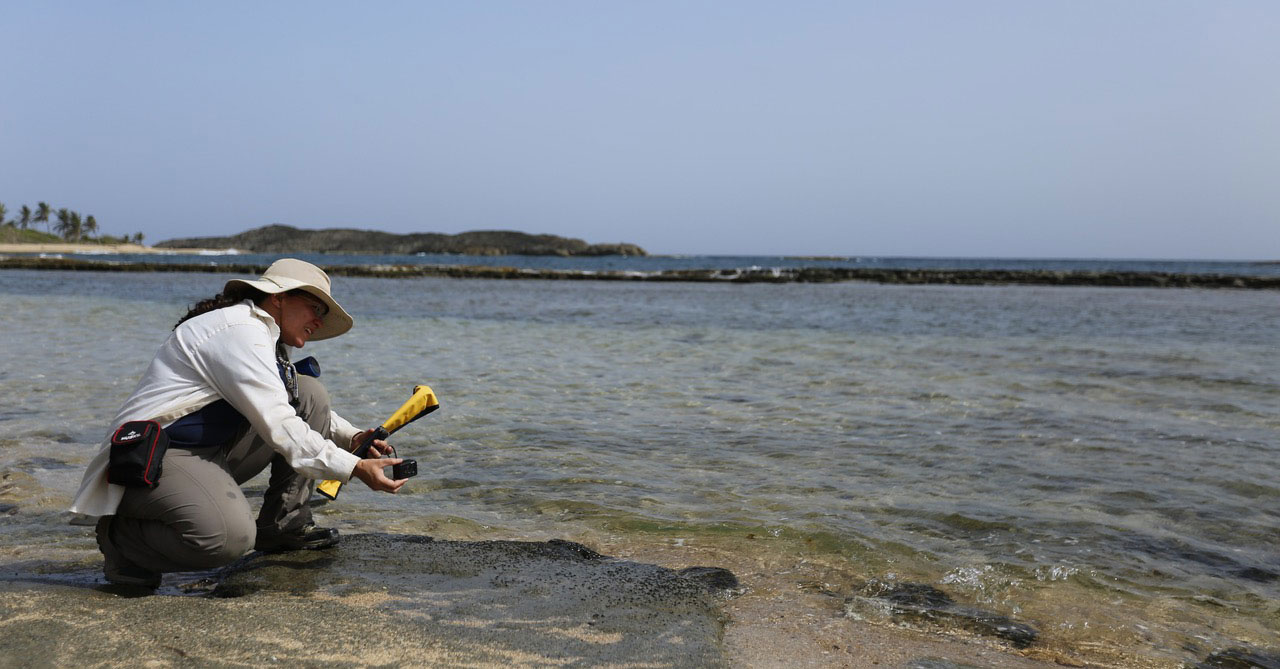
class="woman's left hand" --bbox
[351,430,394,457]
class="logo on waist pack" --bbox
[120,430,142,441]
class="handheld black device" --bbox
[316,385,438,499]
[392,459,418,479]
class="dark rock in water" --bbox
[1197,647,1280,669]
[905,658,987,669]
[848,582,1039,649]
[1233,566,1278,583]
[13,457,78,472]
[208,533,726,663]
[677,566,741,594]
[5,255,1279,290]
[544,537,606,560]
[879,582,955,609]
[954,608,1039,649]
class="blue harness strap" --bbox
[164,357,320,448]
[164,400,248,448]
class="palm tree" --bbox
[54,208,72,239]
[69,212,83,242]
[34,202,52,233]
[84,215,98,239]
[133,232,145,245]
[0,203,8,226]
[18,205,32,230]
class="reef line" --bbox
[2,256,1277,289]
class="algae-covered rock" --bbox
[845,581,1038,649]
[0,534,730,667]
[1197,647,1280,669]
[677,566,742,594]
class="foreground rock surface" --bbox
[0,534,730,667]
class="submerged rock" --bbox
[845,581,1039,649]
[905,658,988,669]
[677,566,742,594]
[1197,647,1280,669]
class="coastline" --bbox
[0,527,1071,668]
[0,242,228,255]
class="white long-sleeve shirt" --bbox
[70,300,362,517]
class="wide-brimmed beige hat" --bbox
[224,258,353,340]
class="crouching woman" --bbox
[70,259,407,588]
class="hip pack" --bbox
[107,420,169,488]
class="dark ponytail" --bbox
[175,284,270,329]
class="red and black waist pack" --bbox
[107,420,169,488]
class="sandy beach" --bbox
[0,243,225,255]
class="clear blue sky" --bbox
[3,1,1277,258]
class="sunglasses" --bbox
[292,292,329,319]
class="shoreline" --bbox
[1,252,1278,289]
[0,528,1075,668]
[0,242,230,255]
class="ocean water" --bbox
[0,268,1276,665]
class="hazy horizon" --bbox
[3,2,1277,260]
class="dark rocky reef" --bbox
[0,533,738,667]
[684,266,1280,288]
[155,224,647,257]
[4,255,1278,289]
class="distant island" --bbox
[156,224,647,257]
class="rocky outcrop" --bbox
[155,224,647,257]
[3,256,1278,289]
[0,533,734,667]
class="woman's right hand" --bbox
[351,458,408,493]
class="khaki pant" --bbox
[99,375,335,573]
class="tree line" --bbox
[0,201,144,244]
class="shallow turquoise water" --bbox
[0,269,1276,663]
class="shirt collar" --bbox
[244,299,283,341]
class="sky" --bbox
[2,2,1278,259]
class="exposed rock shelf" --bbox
[2,256,1278,289]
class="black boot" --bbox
[96,516,162,589]
[254,524,340,552]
